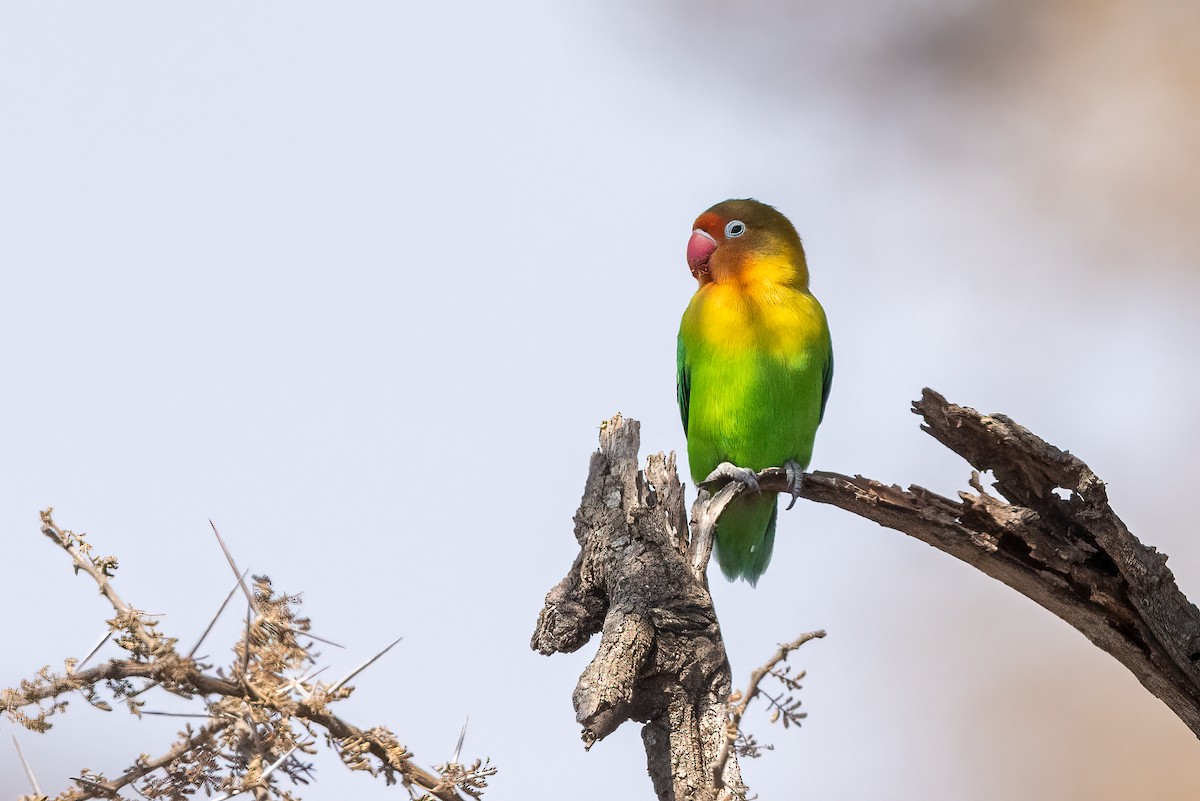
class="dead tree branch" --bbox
[532,415,753,801]
[714,389,1200,738]
[535,389,1200,799]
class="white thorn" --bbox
[189,570,248,658]
[209,520,258,613]
[327,636,404,695]
[12,736,42,796]
[451,716,469,765]
[76,630,113,670]
[209,743,299,801]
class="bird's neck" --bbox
[729,251,809,293]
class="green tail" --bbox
[714,491,778,586]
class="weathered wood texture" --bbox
[534,390,1200,800]
[531,415,745,801]
[782,389,1200,737]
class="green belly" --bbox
[685,347,825,483]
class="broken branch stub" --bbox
[532,415,745,801]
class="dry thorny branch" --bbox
[3,509,495,801]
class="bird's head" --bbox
[686,198,809,289]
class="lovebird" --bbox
[676,199,833,585]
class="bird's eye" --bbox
[725,220,746,238]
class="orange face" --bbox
[685,199,808,288]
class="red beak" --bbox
[687,229,717,279]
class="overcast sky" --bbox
[3,3,1199,799]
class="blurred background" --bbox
[3,1,1199,798]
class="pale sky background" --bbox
[3,2,1200,799]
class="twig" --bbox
[711,630,826,789]
[125,576,250,703]
[80,719,233,799]
[689,482,738,578]
[40,510,163,657]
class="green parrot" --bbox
[677,199,833,585]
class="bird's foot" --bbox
[704,462,760,493]
[784,460,804,510]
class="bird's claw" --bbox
[704,462,760,492]
[784,460,804,510]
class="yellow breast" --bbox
[683,268,827,360]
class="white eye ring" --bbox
[725,220,746,238]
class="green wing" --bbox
[676,335,690,434]
[818,346,833,423]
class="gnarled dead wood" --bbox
[535,390,1200,801]
[739,389,1200,738]
[531,415,745,801]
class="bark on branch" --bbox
[531,415,746,801]
[726,389,1200,737]
[534,389,1200,800]
[813,389,1200,736]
